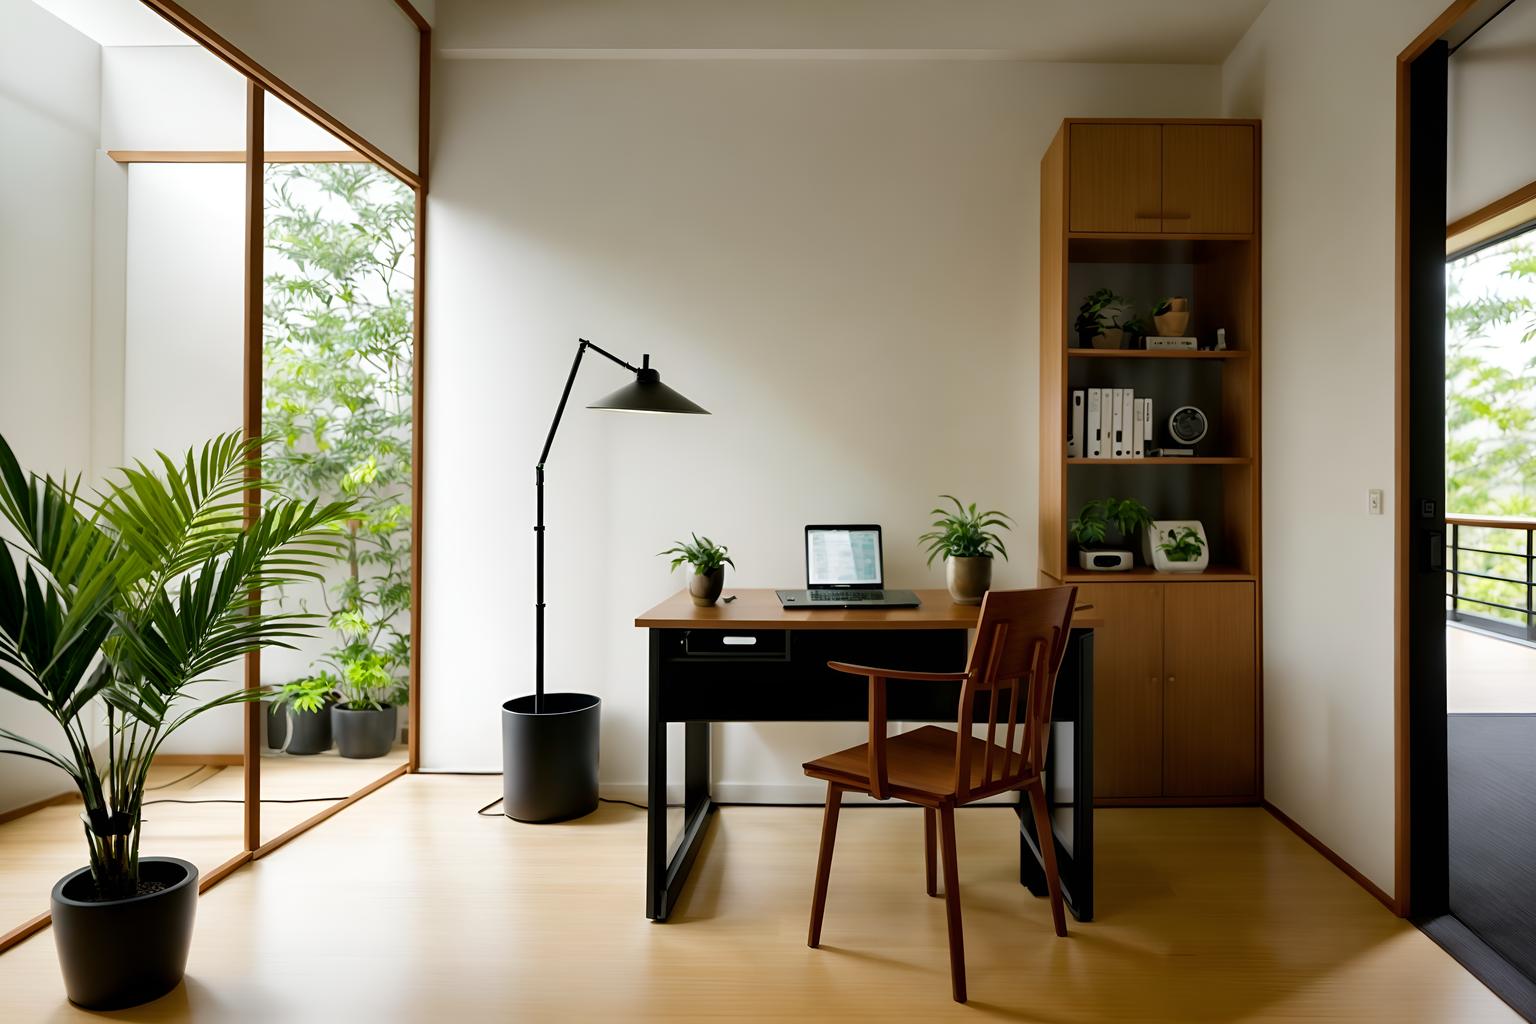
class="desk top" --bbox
[635,588,1101,631]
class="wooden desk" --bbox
[636,588,1098,922]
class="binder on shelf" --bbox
[1121,390,1135,458]
[1143,398,1154,448]
[1086,388,1103,458]
[1110,388,1124,458]
[1132,397,1145,458]
[1100,389,1114,458]
[1068,390,1084,458]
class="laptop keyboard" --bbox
[810,590,884,601]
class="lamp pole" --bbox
[533,339,651,714]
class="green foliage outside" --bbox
[263,164,415,711]
[1445,233,1536,626]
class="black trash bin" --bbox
[501,693,600,822]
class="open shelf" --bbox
[1067,457,1249,466]
[1067,348,1248,360]
[1053,565,1256,583]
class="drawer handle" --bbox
[722,636,758,646]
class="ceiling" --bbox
[437,0,1274,64]
[31,0,191,46]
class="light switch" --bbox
[1368,489,1384,515]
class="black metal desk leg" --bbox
[646,630,667,920]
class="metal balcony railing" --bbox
[1446,513,1536,643]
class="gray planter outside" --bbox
[331,704,398,759]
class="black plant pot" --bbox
[285,701,334,755]
[50,857,198,1010]
[332,703,397,759]
[265,700,287,750]
[501,693,600,823]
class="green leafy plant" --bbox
[0,431,350,899]
[659,534,735,575]
[1152,297,1175,316]
[1068,498,1153,548]
[919,495,1012,566]
[1074,288,1128,338]
[1157,526,1205,562]
[263,164,415,715]
[269,674,336,715]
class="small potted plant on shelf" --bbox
[0,431,348,1010]
[920,495,1012,605]
[1152,296,1190,337]
[1145,520,1210,573]
[1068,497,1153,571]
[266,674,338,754]
[1074,288,1129,349]
[659,533,735,607]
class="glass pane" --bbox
[259,96,415,842]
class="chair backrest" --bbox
[952,586,1077,803]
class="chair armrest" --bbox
[826,661,969,682]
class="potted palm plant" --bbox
[920,495,1012,605]
[266,674,337,754]
[0,431,349,1010]
[658,533,735,607]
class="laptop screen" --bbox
[806,526,883,588]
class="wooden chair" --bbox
[801,586,1078,1003]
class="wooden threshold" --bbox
[107,150,368,164]
[152,753,243,766]
[1266,800,1397,914]
[254,764,407,860]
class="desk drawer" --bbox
[675,629,790,661]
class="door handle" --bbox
[1427,531,1444,572]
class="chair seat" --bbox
[803,725,1035,801]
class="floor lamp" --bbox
[502,338,709,823]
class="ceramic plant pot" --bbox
[501,692,601,823]
[945,556,992,606]
[331,703,398,759]
[1154,311,1191,337]
[1092,327,1126,350]
[265,700,287,750]
[689,567,725,607]
[50,857,198,1010]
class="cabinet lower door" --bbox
[1077,582,1164,798]
[1162,582,1257,797]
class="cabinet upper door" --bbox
[1162,582,1257,797]
[1076,582,1164,798]
[1161,124,1255,235]
[1068,124,1162,234]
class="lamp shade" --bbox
[587,368,709,415]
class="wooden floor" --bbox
[1448,625,1536,713]
[0,775,1518,1022]
[0,746,406,938]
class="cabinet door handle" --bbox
[1167,675,1176,685]
[1151,676,1159,686]
[1164,212,1191,220]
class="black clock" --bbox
[1168,405,1209,446]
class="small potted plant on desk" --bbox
[266,675,338,754]
[658,533,735,607]
[1069,498,1153,572]
[0,431,348,1010]
[920,495,1012,605]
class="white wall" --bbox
[120,163,247,753]
[0,0,101,814]
[422,55,1220,796]
[1221,0,1451,898]
[1448,0,1536,223]
[169,0,420,174]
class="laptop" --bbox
[776,525,920,609]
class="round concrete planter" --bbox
[50,857,198,1010]
[945,555,993,606]
[331,704,397,759]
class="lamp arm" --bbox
[534,338,639,708]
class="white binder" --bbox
[1132,397,1145,457]
[1068,390,1084,458]
[1143,398,1154,448]
[1087,388,1103,458]
[1110,388,1125,458]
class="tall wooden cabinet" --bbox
[1040,119,1262,804]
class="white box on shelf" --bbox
[1146,336,1198,350]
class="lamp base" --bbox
[501,693,601,823]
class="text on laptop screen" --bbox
[807,528,882,587]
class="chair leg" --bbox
[1026,779,1068,937]
[936,803,966,1003]
[808,783,843,949]
[923,807,937,897]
